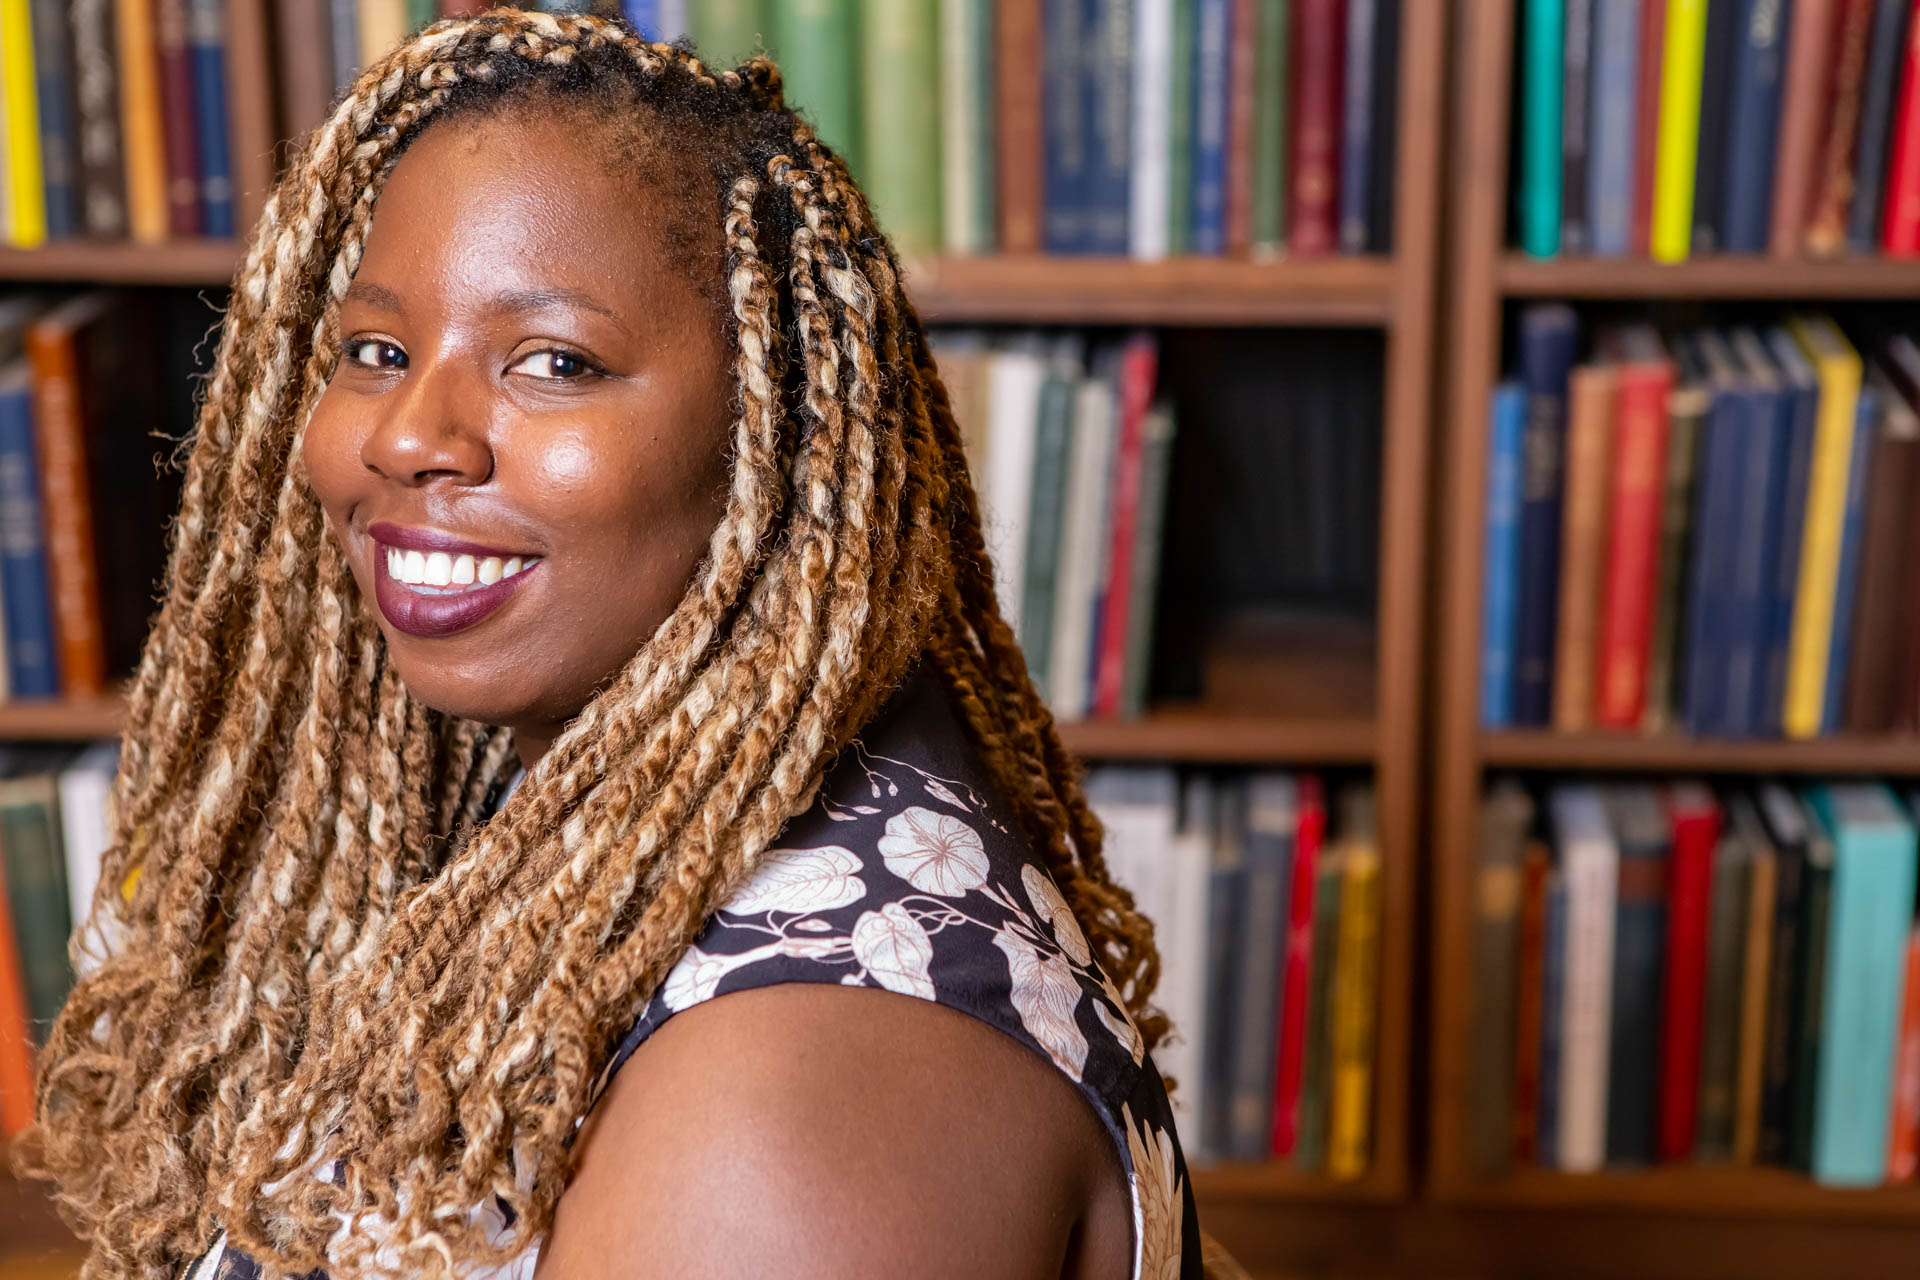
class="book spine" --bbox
[1287,0,1344,255]
[618,0,659,35]
[358,0,409,65]
[1093,336,1157,718]
[28,0,77,239]
[1199,798,1245,1157]
[1772,0,1840,256]
[1682,371,1736,736]
[1189,0,1231,253]
[1790,847,1834,1169]
[117,0,170,243]
[1820,388,1880,732]
[862,0,941,258]
[0,785,72,1037]
[1552,365,1616,732]
[1886,7,1920,254]
[153,0,202,236]
[1021,370,1076,699]
[1687,0,1738,253]
[0,0,46,246]
[1806,0,1878,255]
[1758,811,1807,1161]
[1129,0,1174,259]
[1588,0,1642,256]
[1722,0,1792,253]
[1733,847,1776,1163]
[0,868,35,1137]
[1119,404,1174,718]
[1536,869,1569,1164]
[1327,845,1381,1179]
[1888,926,1920,1180]
[1763,345,1819,730]
[70,0,127,239]
[966,0,997,252]
[1227,810,1293,1159]
[1560,829,1617,1173]
[1293,845,1342,1168]
[1248,0,1291,253]
[1337,0,1376,253]
[1050,378,1113,719]
[1269,776,1325,1156]
[1695,837,1751,1160]
[778,0,861,182]
[1041,0,1086,251]
[1643,382,1704,730]
[1512,843,1551,1163]
[407,0,436,26]
[1650,0,1709,262]
[1723,380,1788,736]
[1561,0,1595,253]
[1513,307,1581,727]
[1845,422,1920,731]
[26,317,105,695]
[0,383,60,696]
[1470,788,1531,1177]
[1659,792,1722,1161]
[1605,831,1666,1164]
[1632,0,1669,255]
[1846,0,1914,250]
[1224,0,1258,254]
[1167,0,1197,252]
[1083,0,1133,255]
[996,0,1045,251]
[1362,0,1397,251]
[1520,0,1565,257]
[1784,321,1862,739]
[1481,382,1526,728]
[187,0,232,237]
[1595,359,1672,728]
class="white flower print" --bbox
[878,806,990,897]
[850,902,937,1000]
[992,928,1089,1082]
[1092,965,1146,1066]
[660,936,847,1012]
[724,844,867,916]
[1020,862,1093,965]
[922,776,970,811]
[1123,1102,1185,1280]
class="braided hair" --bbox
[20,9,1163,1278]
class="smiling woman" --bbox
[16,10,1211,1280]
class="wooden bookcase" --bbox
[0,4,1450,1271]
[1431,0,1920,1257]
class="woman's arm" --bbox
[535,982,1132,1279]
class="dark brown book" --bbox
[994,0,1042,253]
[1878,336,1920,730]
[1223,0,1260,254]
[1470,781,1534,1178]
[69,0,128,238]
[1804,0,1877,256]
[1511,839,1550,1165]
[153,0,203,236]
[274,0,338,147]
[1842,365,1920,731]
[1770,0,1840,257]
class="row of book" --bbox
[1088,768,1379,1174]
[1,0,239,246]
[1480,309,1920,739]
[1515,0,1920,261]
[0,743,118,1138]
[1471,778,1920,1186]
[933,330,1175,723]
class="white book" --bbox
[1550,785,1618,1174]
[60,741,120,973]
[940,0,981,254]
[657,0,690,41]
[1157,772,1214,1134]
[980,346,1048,643]
[1048,371,1117,719]
[1084,766,1178,936]
[1129,0,1175,260]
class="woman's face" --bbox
[304,104,734,760]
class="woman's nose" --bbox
[358,356,495,488]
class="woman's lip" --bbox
[366,519,536,560]
[372,543,538,639]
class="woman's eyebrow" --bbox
[341,281,627,333]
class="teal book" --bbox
[771,0,860,173]
[1248,0,1290,254]
[1166,0,1197,254]
[688,0,763,64]
[0,764,71,1044]
[1805,784,1918,1186]
[1519,0,1566,256]
[861,0,941,256]
[1020,342,1082,702]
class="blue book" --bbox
[1602,785,1669,1166]
[28,0,79,239]
[1805,784,1918,1185]
[1689,0,1741,253]
[1536,864,1569,1166]
[620,0,661,36]
[1519,0,1565,257]
[1722,0,1791,254]
[1200,778,1248,1157]
[1187,0,1232,255]
[1721,330,1791,736]
[188,0,236,238]
[0,364,61,697]
[1847,0,1914,252]
[1083,0,1134,254]
[1225,773,1295,1160]
[1680,335,1743,736]
[1819,383,1881,732]
[1587,0,1640,256]
[329,0,359,89]
[1042,0,1088,251]
[1761,327,1820,732]
[1339,0,1381,254]
[1512,305,1581,726]
[1481,381,1527,728]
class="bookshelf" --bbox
[1432,0,1920,1262]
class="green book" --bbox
[771,0,860,174]
[1119,401,1178,718]
[1518,0,1564,257]
[1695,827,1753,1162]
[406,0,436,28]
[688,0,764,65]
[1021,344,1082,702]
[1248,0,1290,255]
[938,0,996,253]
[860,0,941,257]
[0,769,71,1045]
[1294,844,1346,1171]
[1166,0,1197,255]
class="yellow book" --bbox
[1784,316,1862,739]
[116,0,169,244]
[0,0,45,247]
[1327,790,1381,1182]
[1649,0,1710,263]
[359,0,410,70]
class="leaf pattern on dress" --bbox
[1021,862,1093,965]
[1122,1102,1185,1280]
[922,776,969,811]
[723,844,867,916]
[849,902,937,1000]
[991,928,1089,1082]
[877,806,990,897]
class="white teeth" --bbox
[425,552,453,586]
[387,547,403,579]
[379,543,534,593]
[477,557,502,585]
[452,554,476,585]
[503,557,523,578]
[402,550,427,584]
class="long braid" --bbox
[23,12,1164,1279]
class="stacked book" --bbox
[1,0,238,245]
[933,330,1175,723]
[1481,308,1920,739]
[1514,0,1920,260]
[1471,778,1920,1187]
[1088,767,1381,1177]
[0,742,120,1138]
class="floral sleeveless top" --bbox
[183,671,1201,1279]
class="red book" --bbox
[1090,335,1159,719]
[1511,840,1550,1163]
[153,0,203,237]
[27,297,111,697]
[1658,783,1722,1162]
[1269,774,1325,1156]
[1771,0,1841,257]
[1889,928,1920,1181]
[1884,2,1920,256]
[995,0,1044,253]
[0,866,36,1138]
[1593,333,1674,728]
[1287,0,1346,256]
[1631,0,1668,257]
[1224,0,1260,255]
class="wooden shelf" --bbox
[0,697,126,740]
[1481,730,1920,775]
[1058,713,1376,764]
[903,254,1397,327]
[1191,1159,1399,1203]
[1454,1165,1920,1222]
[1499,252,1920,300]
[0,240,243,287]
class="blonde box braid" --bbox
[21,11,1164,1279]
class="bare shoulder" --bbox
[536,982,1133,1280]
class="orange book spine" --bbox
[994,0,1042,253]
[0,866,36,1138]
[1889,928,1920,1181]
[1770,0,1840,256]
[115,0,169,243]
[27,314,106,696]
[1553,365,1618,732]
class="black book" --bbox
[1755,783,1811,1163]
[1691,0,1742,254]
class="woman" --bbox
[23,10,1217,1278]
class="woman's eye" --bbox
[511,349,598,380]
[343,339,407,370]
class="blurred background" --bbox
[3,1,1920,1277]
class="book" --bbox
[980,344,1047,642]
[1561,0,1595,252]
[1687,0,1738,253]
[1886,3,1920,254]
[1199,778,1247,1157]
[1805,0,1879,255]
[0,762,72,1040]
[1819,379,1882,731]
[1885,337,1920,728]
[1480,381,1526,729]
[1791,798,1837,1170]
[995,0,1044,251]
[1807,784,1918,1185]
[1083,0,1134,255]
[1552,364,1617,732]
[0,360,60,696]
[1772,0,1840,256]
[1269,773,1325,1157]
[1649,0,1709,262]
[1327,786,1380,1180]
[1160,774,1214,1138]
[1631,0,1669,255]
[1513,305,1581,727]
[775,0,860,176]
[1021,351,1079,700]
[153,0,204,237]
[1041,0,1086,252]
[1119,402,1176,718]
[187,0,235,236]
[1889,911,1920,1181]
[1659,782,1722,1162]
[57,740,117,970]
[1761,327,1822,731]
[1722,0,1792,253]
[1130,0,1176,260]
[1288,0,1345,255]
[1295,828,1343,1170]
[1643,375,1706,731]
[0,0,45,247]
[861,0,941,258]
[1049,365,1117,720]
[1091,333,1158,719]
[1550,785,1617,1173]
[1696,818,1754,1162]
[1722,329,1793,736]
[1784,316,1863,739]
[1594,328,1673,729]
[1189,0,1232,254]
[1519,0,1565,257]
[1471,779,1534,1177]
[1224,0,1259,255]
[1588,0,1643,256]
[1844,366,1920,732]
[1680,333,1760,736]
[1248,0,1292,255]
[1338,0,1381,253]
[1361,0,1398,252]
[70,0,128,239]
[117,0,170,243]
[1166,0,1197,253]
[1729,793,1777,1164]
[1757,784,1817,1162]
[1603,784,1669,1166]
[1536,859,1569,1164]
[0,857,34,1136]
[1512,838,1551,1163]
[28,0,78,239]
[1847,0,1916,250]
